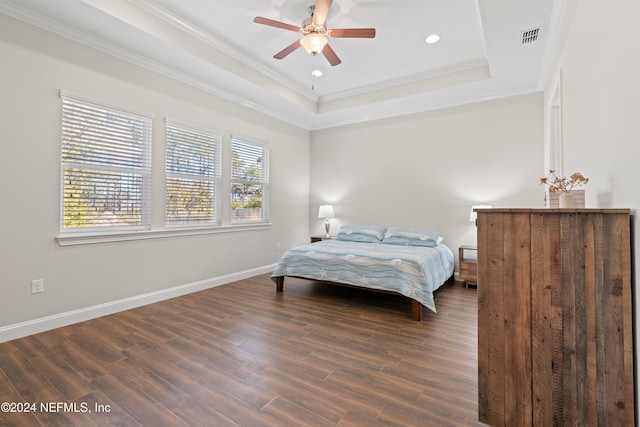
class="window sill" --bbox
[56,223,271,246]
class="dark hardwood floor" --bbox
[0,273,484,426]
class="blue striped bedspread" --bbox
[271,240,455,313]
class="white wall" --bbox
[309,93,544,266]
[0,15,310,338]
[544,0,640,411]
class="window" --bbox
[60,93,152,231]
[57,92,271,245]
[165,120,222,226]
[230,137,269,223]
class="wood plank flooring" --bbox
[0,273,484,426]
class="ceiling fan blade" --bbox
[312,0,333,26]
[322,43,341,66]
[253,16,300,32]
[273,40,302,59]
[330,28,376,38]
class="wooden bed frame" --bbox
[274,275,453,321]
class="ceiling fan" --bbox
[253,0,376,66]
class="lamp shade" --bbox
[300,34,328,54]
[318,204,335,219]
[469,204,491,223]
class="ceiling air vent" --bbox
[521,26,543,45]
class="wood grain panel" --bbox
[531,212,563,426]
[598,213,634,425]
[478,209,634,426]
[477,211,499,424]
[504,212,532,427]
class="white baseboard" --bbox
[0,264,276,344]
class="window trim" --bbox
[55,223,271,246]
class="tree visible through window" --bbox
[231,137,269,223]
[165,121,222,226]
[60,93,152,231]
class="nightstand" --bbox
[311,236,332,243]
[459,245,477,288]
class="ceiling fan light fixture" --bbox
[311,69,323,77]
[300,33,328,54]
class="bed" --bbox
[271,225,455,321]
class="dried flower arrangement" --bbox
[540,170,589,194]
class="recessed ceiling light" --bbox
[425,34,440,44]
[311,70,323,77]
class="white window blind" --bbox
[60,93,152,231]
[166,121,222,226]
[231,137,269,223]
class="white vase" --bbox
[559,193,575,208]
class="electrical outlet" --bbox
[275,242,281,250]
[31,279,44,294]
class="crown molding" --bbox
[309,83,543,131]
[318,57,490,104]
[0,0,549,132]
[0,1,312,129]
[128,0,318,101]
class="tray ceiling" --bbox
[0,0,560,129]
